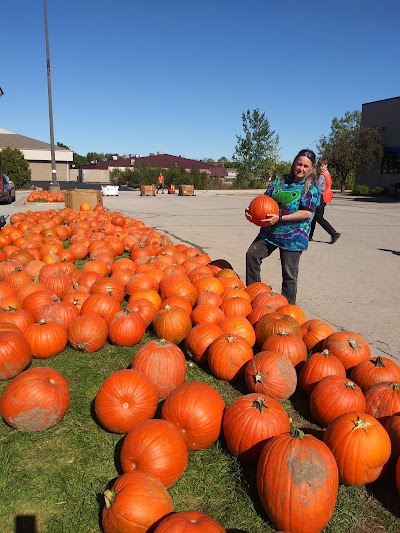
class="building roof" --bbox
[0,128,71,151]
[81,153,228,177]
[362,96,400,106]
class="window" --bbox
[381,152,400,174]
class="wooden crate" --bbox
[140,185,156,196]
[179,184,195,196]
[64,189,103,210]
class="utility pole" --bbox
[43,0,59,190]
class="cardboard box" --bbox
[64,189,103,210]
[140,185,156,196]
[179,184,195,196]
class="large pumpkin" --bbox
[80,293,122,324]
[0,330,32,380]
[364,381,400,425]
[385,413,400,459]
[161,381,225,450]
[0,367,70,431]
[349,356,400,392]
[257,429,338,533]
[120,419,188,488]
[261,332,307,368]
[152,305,192,345]
[107,308,146,347]
[222,393,290,462]
[322,331,370,370]
[301,319,335,352]
[245,350,297,401]
[247,195,279,226]
[298,349,346,396]
[309,376,366,427]
[154,510,226,532]
[184,322,223,365]
[323,411,391,485]
[217,316,255,347]
[207,333,254,381]
[132,339,187,398]
[255,312,301,347]
[24,319,68,359]
[67,313,108,352]
[94,369,158,433]
[102,470,174,533]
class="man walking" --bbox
[157,172,165,194]
[309,158,341,244]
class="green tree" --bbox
[0,147,31,189]
[318,110,383,191]
[86,152,116,163]
[232,108,277,187]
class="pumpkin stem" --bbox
[321,349,330,357]
[254,371,265,384]
[252,397,268,412]
[344,381,355,389]
[157,339,170,347]
[352,415,371,432]
[104,489,116,509]
[77,342,89,351]
[374,356,385,368]
[226,334,237,343]
[390,382,400,392]
[290,428,305,439]
[348,338,358,350]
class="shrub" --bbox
[352,184,370,195]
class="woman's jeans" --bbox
[246,235,302,305]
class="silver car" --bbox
[0,174,16,203]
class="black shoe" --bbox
[330,233,341,244]
[309,237,314,241]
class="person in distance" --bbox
[309,158,341,244]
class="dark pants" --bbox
[246,235,302,305]
[157,183,165,193]
[309,201,336,238]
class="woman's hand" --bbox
[244,207,252,222]
[260,213,280,226]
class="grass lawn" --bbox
[0,327,399,533]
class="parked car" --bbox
[0,174,16,203]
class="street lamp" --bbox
[43,0,59,190]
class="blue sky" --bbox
[1,1,399,162]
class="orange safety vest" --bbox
[321,170,333,203]
[157,174,165,185]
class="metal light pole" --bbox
[43,0,59,190]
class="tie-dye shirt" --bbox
[260,175,320,251]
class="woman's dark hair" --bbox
[295,149,316,165]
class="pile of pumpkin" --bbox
[0,205,399,533]
[26,189,65,203]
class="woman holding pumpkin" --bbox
[245,148,320,304]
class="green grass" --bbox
[0,332,399,532]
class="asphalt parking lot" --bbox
[3,189,400,362]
